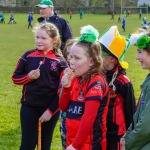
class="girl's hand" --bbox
[61,68,74,88]
[28,68,40,80]
[39,110,52,123]
[120,137,125,150]
[66,144,76,150]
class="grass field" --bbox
[0,13,149,150]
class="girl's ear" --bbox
[110,56,116,62]
[52,37,58,44]
[89,58,94,67]
[111,56,118,64]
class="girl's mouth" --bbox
[69,68,75,77]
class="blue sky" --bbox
[138,0,150,6]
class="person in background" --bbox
[123,10,127,17]
[60,39,77,150]
[120,31,150,150]
[99,26,136,150]
[69,10,73,20]
[59,25,109,150]
[12,23,67,150]
[8,11,16,24]
[80,10,84,19]
[142,17,150,30]
[0,10,2,23]
[139,9,142,19]
[118,15,121,23]
[0,11,5,24]
[127,10,130,16]
[122,16,126,32]
[110,12,115,22]
[35,0,72,51]
[27,12,33,29]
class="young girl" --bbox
[120,31,150,150]
[60,39,76,150]
[99,26,136,150]
[12,23,67,150]
[59,25,109,150]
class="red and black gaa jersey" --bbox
[59,75,109,150]
[12,49,67,115]
[106,66,136,142]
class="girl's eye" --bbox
[74,56,80,60]
[66,52,69,56]
[42,37,46,40]
[70,55,80,60]
[137,50,142,53]
[36,36,46,40]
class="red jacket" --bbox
[59,75,109,150]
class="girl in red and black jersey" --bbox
[59,25,109,150]
[12,23,67,150]
[99,26,136,150]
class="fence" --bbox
[0,6,149,14]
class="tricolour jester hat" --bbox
[99,26,130,69]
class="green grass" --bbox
[0,13,149,149]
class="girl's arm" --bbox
[121,82,136,129]
[59,68,73,111]
[59,87,71,111]
[12,57,32,85]
[125,86,150,149]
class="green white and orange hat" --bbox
[35,0,54,8]
[99,26,130,69]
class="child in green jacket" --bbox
[120,31,150,150]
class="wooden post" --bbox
[38,121,41,150]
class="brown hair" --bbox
[63,39,76,60]
[32,23,61,53]
[74,41,104,88]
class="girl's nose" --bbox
[36,38,41,43]
[136,54,139,60]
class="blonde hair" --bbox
[32,23,61,53]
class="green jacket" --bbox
[124,74,150,150]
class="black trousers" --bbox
[107,141,122,150]
[28,21,32,29]
[19,105,60,150]
[122,25,125,31]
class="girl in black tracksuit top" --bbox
[100,44,136,150]
[106,65,136,149]
[12,23,67,150]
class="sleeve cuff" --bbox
[63,86,72,92]
[27,74,32,82]
[47,108,59,116]
[72,142,80,150]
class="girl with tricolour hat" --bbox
[99,26,136,150]
[120,31,150,150]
